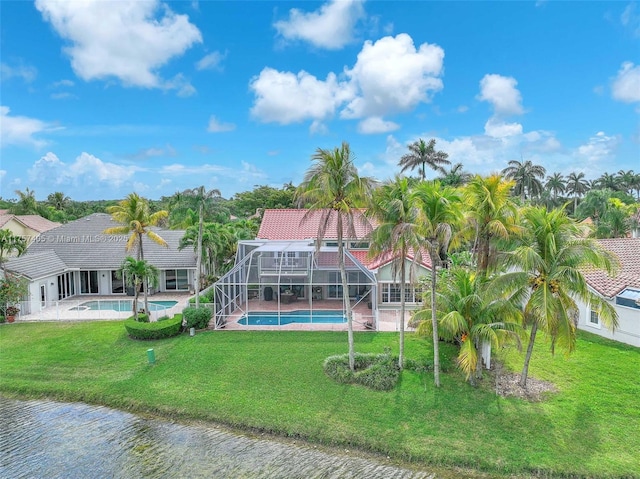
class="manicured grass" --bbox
[1,322,638,478]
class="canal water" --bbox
[0,397,452,479]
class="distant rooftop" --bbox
[583,238,640,298]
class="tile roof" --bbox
[257,209,374,240]
[582,238,640,297]
[4,250,67,280]
[0,214,60,233]
[6,213,196,278]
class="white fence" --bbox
[13,299,182,322]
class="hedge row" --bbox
[124,314,183,340]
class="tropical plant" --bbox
[566,171,590,212]
[545,173,566,200]
[105,193,168,313]
[117,257,160,321]
[412,181,464,387]
[398,138,451,181]
[616,169,636,196]
[494,206,619,387]
[47,192,70,211]
[462,175,520,278]
[414,267,522,384]
[0,273,29,318]
[0,229,27,273]
[180,222,236,282]
[368,175,423,369]
[12,188,40,215]
[439,163,473,187]
[501,159,546,201]
[594,172,621,191]
[296,141,376,371]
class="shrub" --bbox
[133,313,149,323]
[188,289,215,304]
[182,306,212,330]
[323,352,400,391]
[124,315,182,340]
[0,315,5,324]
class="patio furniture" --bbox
[281,292,296,304]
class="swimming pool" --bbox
[238,310,346,326]
[71,300,178,312]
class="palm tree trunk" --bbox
[133,280,140,321]
[475,340,483,380]
[430,244,441,387]
[195,203,203,309]
[138,233,150,315]
[421,161,426,182]
[520,321,538,388]
[398,253,406,370]
[574,196,578,213]
[337,215,355,371]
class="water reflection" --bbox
[0,397,438,478]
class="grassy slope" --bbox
[0,322,638,478]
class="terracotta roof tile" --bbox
[583,238,640,297]
[257,209,374,240]
[14,215,61,233]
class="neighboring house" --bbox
[214,209,432,329]
[577,238,640,347]
[0,213,60,245]
[4,213,196,315]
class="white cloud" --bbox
[358,116,400,134]
[478,74,524,116]
[575,131,620,163]
[163,73,197,97]
[611,62,640,103]
[160,161,266,181]
[621,2,640,37]
[249,68,346,124]
[249,34,444,128]
[28,152,140,187]
[196,51,226,71]
[0,61,37,82]
[274,0,365,50]
[35,0,201,91]
[129,144,176,160]
[52,79,74,88]
[341,34,444,119]
[484,118,523,138]
[0,106,53,148]
[310,120,329,135]
[0,170,6,180]
[207,116,236,132]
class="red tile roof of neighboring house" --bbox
[14,215,60,233]
[0,215,12,228]
[583,238,640,298]
[258,209,374,240]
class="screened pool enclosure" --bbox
[213,240,377,328]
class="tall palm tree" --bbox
[178,186,221,307]
[368,176,423,369]
[412,181,464,387]
[105,193,168,313]
[594,172,621,191]
[12,188,39,215]
[630,172,640,201]
[616,169,636,196]
[0,229,27,273]
[296,141,376,371]
[545,173,566,200]
[439,163,473,187]
[398,138,451,181]
[501,159,546,201]
[495,206,619,388]
[47,191,71,211]
[566,172,590,212]
[463,175,520,278]
[117,257,160,321]
[414,267,522,384]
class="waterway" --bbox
[0,397,469,479]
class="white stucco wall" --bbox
[576,295,640,347]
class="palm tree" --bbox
[105,193,168,313]
[117,257,160,321]
[12,188,39,215]
[566,172,590,212]
[178,187,221,307]
[630,172,640,200]
[439,163,473,187]
[616,169,636,197]
[0,229,27,273]
[47,192,70,211]
[368,176,423,369]
[180,222,236,281]
[412,181,464,387]
[463,175,520,278]
[398,138,451,181]
[296,141,376,371]
[414,267,522,384]
[594,172,621,191]
[545,173,566,200]
[501,159,546,201]
[495,206,619,388]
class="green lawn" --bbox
[1,321,638,478]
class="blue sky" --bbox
[1,0,638,201]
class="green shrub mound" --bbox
[124,315,182,340]
[188,289,215,304]
[182,307,212,330]
[323,352,400,391]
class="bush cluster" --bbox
[124,315,182,340]
[188,289,215,304]
[132,313,149,323]
[323,352,400,391]
[182,306,212,330]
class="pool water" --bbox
[72,300,178,312]
[238,310,346,326]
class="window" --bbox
[80,271,98,294]
[111,270,124,294]
[349,241,370,249]
[589,310,600,327]
[327,271,369,299]
[616,289,640,310]
[381,283,423,303]
[165,269,189,290]
[57,272,75,300]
